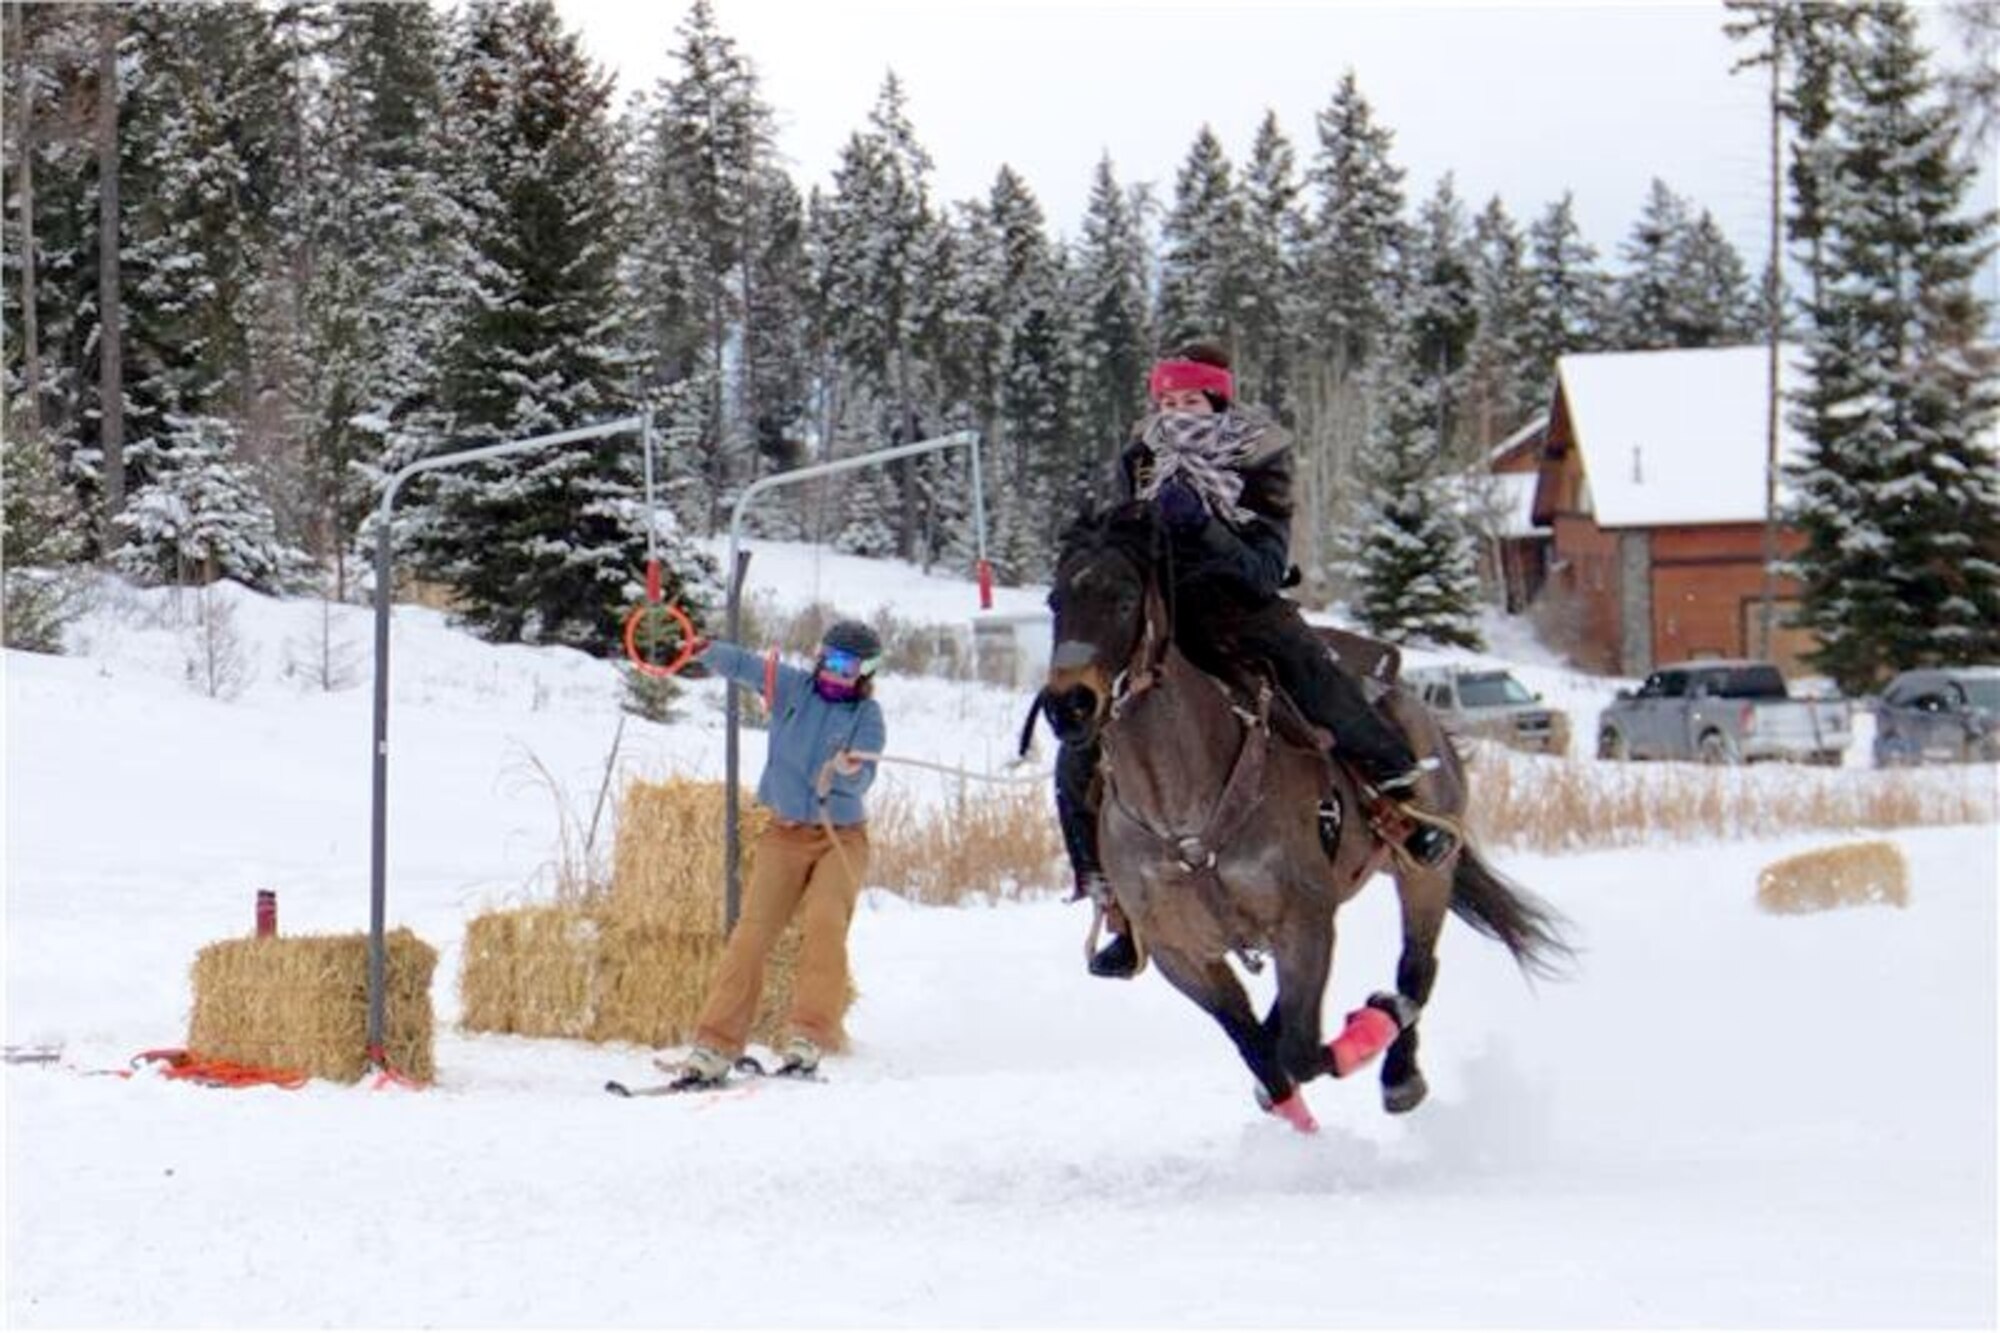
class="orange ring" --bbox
[623,601,700,678]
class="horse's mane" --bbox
[1057,501,1160,573]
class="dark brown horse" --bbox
[1043,502,1570,1130]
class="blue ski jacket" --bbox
[698,641,885,827]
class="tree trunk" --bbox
[95,6,125,541]
[11,5,43,432]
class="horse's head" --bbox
[1043,501,1165,744]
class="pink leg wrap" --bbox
[1327,1005,1401,1078]
[1266,1089,1319,1134]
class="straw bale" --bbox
[458,906,598,1038]
[188,927,437,1083]
[1755,840,1911,915]
[459,778,851,1051]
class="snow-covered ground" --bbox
[6,549,1995,1327]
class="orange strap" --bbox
[133,1048,308,1090]
[763,647,779,712]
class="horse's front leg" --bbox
[1266,899,1335,1087]
[1147,946,1312,1130]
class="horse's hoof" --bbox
[1383,1072,1428,1114]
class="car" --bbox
[1407,666,1571,756]
[1872,666,2000,767]
[1596,659,1852,765]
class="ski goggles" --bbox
[819,647,882,679]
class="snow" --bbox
[1556,344,1813,528]
[6,550,1996,1328]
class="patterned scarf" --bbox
[1137,410,1268,526]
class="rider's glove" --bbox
[1155,477,1209,533]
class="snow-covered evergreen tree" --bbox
[112,416,305,591]
[1238,111,1307,423]
[1,421,87,652]
[419,0,712,651]
[1520,194,1609,408]
[1786,0,2000,689]
[1069,155,1152,484]
[1345,180,1486,649]
[1293,70,1407,595]
[1462,195,1538,448]
[1609,178,1692,349]
[1345,330,1485,649]
[1155,125,1246,350]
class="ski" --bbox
[606,1053,826,1098]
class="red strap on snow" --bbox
[133,1047,309,1090]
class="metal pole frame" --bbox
[368,414,648,1063]
[721,428,986,929]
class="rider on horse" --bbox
[1056,340,1457,979]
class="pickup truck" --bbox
[1596,659,1851,766]
[1406,666,1570,756]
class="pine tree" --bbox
[1520,194,1609,413]
[112,416,305,591]
[810,73,945,563]
[1670,209,1760,345]
[1346,181,1486,649]
[1070,155,1151,484]
[1463,195,1538,448]
[1155,125,1246,350]
[1346,328,1486,649]
[0,422,87,652]
[1610,178,1693,349]
[636,0,775,532]
[419,0,712,651]
[1238,111,1306,422]
[1787,0,2000,689]
[293,1,458,598]
[1294,70,1407,594]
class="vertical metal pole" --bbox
[722,548,751,931]
[367,510,393,1056]
[1759,31,1784,663]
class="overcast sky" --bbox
[554,0,1984,276]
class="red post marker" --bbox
[976,558,994,610]
[255,889,277,938]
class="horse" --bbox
[1041,500,1571,1130]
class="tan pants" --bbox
[692,820,869,1056]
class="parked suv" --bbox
[1872,666,2000,766]
[1407,666,1570,756]
[1597,659,1851,765]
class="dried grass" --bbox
[1462,747,1997,852]
[1756,840,1910,914]
[867,782,1065,905]
[187,927,437,1083]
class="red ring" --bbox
[623,602,699,678]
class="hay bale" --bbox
[459,778,851,1051]
[188,927,437,1083]
[458,906,598,1039]
[1756,840,1911,915]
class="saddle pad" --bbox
[1314,626,1401,688]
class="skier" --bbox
[670,619,887,1086]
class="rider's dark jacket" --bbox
[1109,409,1294,609]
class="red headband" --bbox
[1149,359,1234,402]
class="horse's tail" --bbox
[1448,844,1575,980]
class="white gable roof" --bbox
[1557,344,1810,528]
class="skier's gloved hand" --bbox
[1155,477,1209,533]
